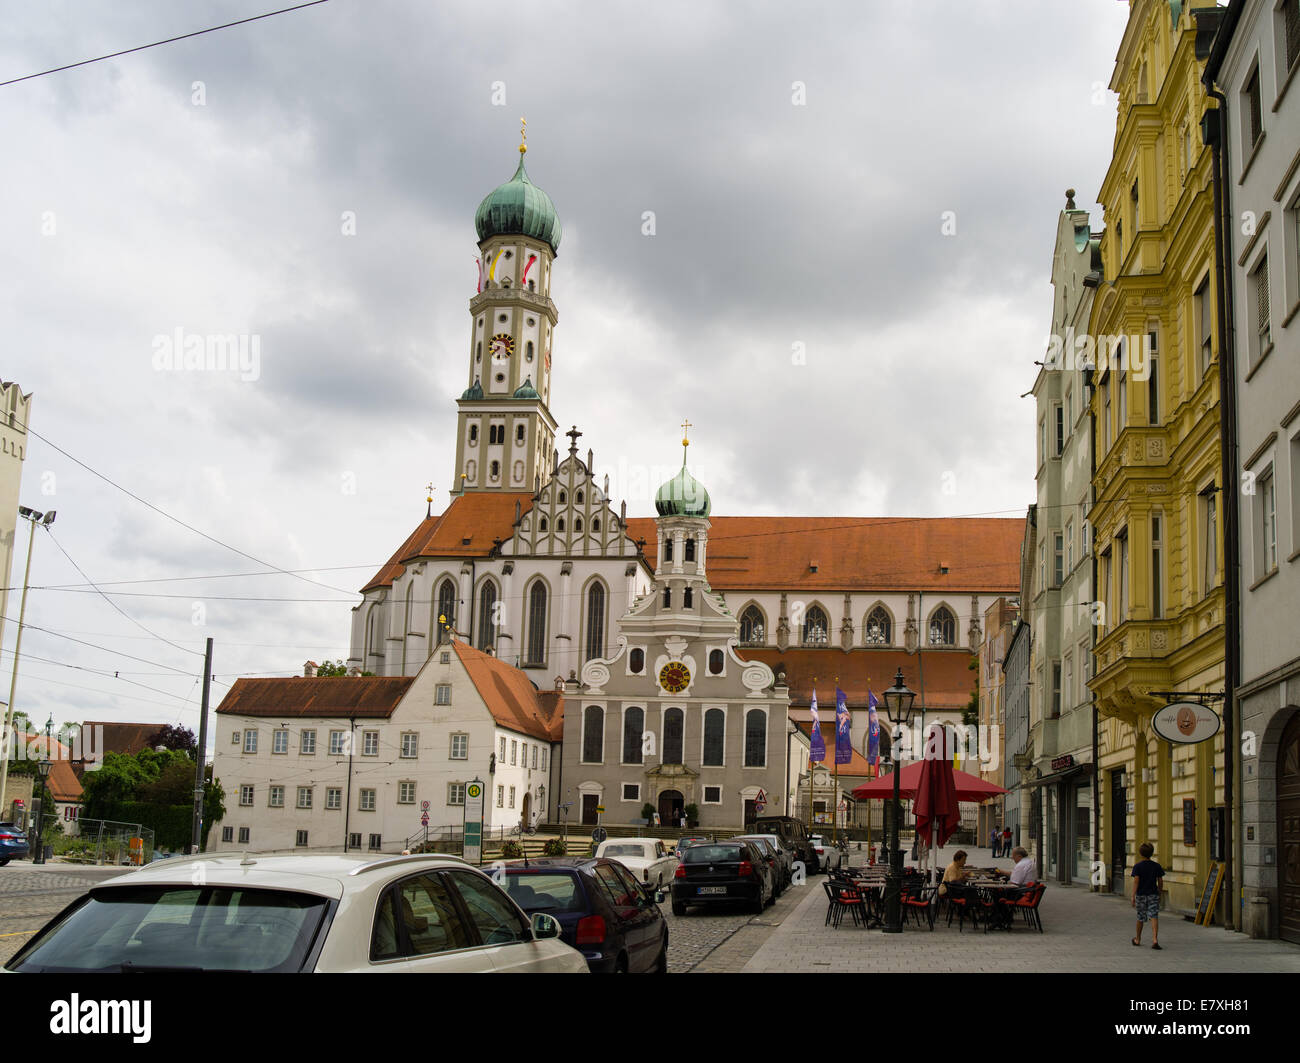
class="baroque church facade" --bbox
[348,138,1026,828]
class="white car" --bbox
[595,838,679,888]
[3,852,588,973]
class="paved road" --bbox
[664,874,821,973]
[0,864,124,964]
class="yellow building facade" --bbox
[1087,0,1226,913]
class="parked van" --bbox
[753,816,820,874]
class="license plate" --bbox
[697,886,726,895]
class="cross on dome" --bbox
[566,425,583,453]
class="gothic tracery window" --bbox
[929,605,957,647]
[739,605,765,646]
[803,605,829,645]
[864,606,892,646]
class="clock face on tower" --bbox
[490,333,515,360]
[658,661,691,693]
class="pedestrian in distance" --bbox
[1131,842,1164,949]
[1001,826,1012,855]
[990,826,1000,858]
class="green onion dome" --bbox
[513,376,539,399]
[461,376,483,400]
[475,153,562,254]
[655,462,711,518]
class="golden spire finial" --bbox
[519,117,527,155]
[426,482,434,518]
[680,418,692,465]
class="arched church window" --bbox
[576,490,584,504]
[540,516,548,532]
[663,708,684,765]
[865,606,892,646]
[683,587,693,609]
[516,423,525,443]
[526,581,547,666]
[592,518,600,532]
[708,649,724,675]
[476,582,497,651]
[475,342,481,362]
[557,517,565,532]
[929,606,956,647]
[469,424,478,444]
[664,539,673,561]
[703,708,724,766]
[744,710,767,767]
[684,538,696,562]
[526,341,534,362]
[559,490,566,503]
[528,280,535,291]
[803,606,829,645]
[622,706,644,765]
[740,606,765,646]
[435,579,456,646]
[490,461,500,480]
[584,582,606,662]
[662,587,671,608]
[629,648,645,674]
[582,706,604,763]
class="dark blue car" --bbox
[0,822,30,866]
[500,857,668,974]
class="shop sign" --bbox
[1151,701,1221,744]
[1051,754,1074,771]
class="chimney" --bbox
[304,661,318,677]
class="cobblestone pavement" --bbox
[742,844,1300,974]
[0,863,125,964]
[664,875,819,973]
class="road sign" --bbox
[463,779,485,865]
[754,788,766,815]
[421,800,430,811]
[592,827,608,845]
[420,812,429,826]
[595,805,605,814]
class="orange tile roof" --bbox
[624,516,1023,592]
[47,759,83,803]
[363,508,1022,596]
[362,492,536,592]
[214,677,415,719]
[739,647,976,711]
[452,640,563,743]
[80,722,167,757]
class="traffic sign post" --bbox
[463,779,485,866]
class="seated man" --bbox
[995,846,1038,887]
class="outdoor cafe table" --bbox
[966,880,1026,931]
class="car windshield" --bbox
[503,873,585,913]
[601,844,646,858]
[6,885,330,973]
[684,845,744,864]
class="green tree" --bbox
[963,656,979,728]
[314,660,373,677]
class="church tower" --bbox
[452,122,561,496]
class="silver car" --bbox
[4,852,588,973]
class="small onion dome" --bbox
[461,376,483,400]
[475,155,562,254]
[655,463,711,518]
[513,376,539,399]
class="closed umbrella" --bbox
[914,725,962,883]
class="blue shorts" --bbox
[1136,893,1160,922]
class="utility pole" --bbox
[0,508,53,813]
[190,638,213,854]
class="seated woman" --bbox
[938,850,974,896]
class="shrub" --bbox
[542,838,567,856]
[501,840,524,858]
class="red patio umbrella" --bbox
[851,762,1007,803]
[914,726,961,851]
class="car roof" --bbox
[600,837,660,846]
[502,857,596,869]
[88,852,476,899]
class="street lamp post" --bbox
[33,755,52,865]
[881,667,917,934]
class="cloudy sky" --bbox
[0,0,1130,742]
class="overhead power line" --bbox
[1,0,335,88]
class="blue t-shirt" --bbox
[1131,859,1164,895]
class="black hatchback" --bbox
[671,840,774,916]
[500,858,668,974]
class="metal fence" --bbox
[50,817,156,866]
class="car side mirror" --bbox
[531,913,561,940]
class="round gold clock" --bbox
[490,333,515,359]
[658,661,691,693]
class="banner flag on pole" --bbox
[866,688,880,776]
[834,687,852,765]
[809,687,825,764]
